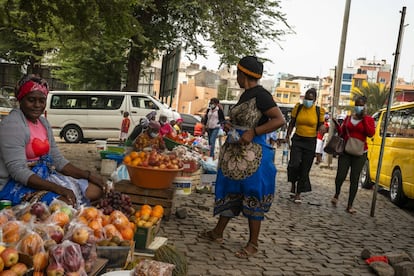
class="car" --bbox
[358,102,414,207]
[179,113,201,135]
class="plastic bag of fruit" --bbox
[132,259,175,276]
[48,240,87,276]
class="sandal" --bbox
[293,195,302,204]
[235,242,258,259]
[346,207,357,214]
[331,197,338,206]
[198,230,224,244]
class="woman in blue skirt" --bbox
[199,56,286,258]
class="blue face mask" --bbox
[354,106,364,114]
[303,99,314,108]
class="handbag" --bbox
[344,117,365,156]
[324,135,344,154]
[344,137,365,156]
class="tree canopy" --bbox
[351,83,390,115]
[0,0,291,91]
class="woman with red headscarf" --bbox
[0,75,106,207]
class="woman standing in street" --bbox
[199,56,286,258]
[202,98,225,159]
[285,88,326,203]
[331,96,375,214]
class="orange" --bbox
[129,151,139,160]
[151,209,163,218]
[3,221,20,243]
[131,158,141,167]
[139,151,146,158]
[77,216,88,225]
[123,155,132,164]
[81,207,99,221]
[101,214,110,226]
[141,204,152,212]
[140,209,151,217]
[50,211,70,227]
[134,210,141,218]
[110,210,130,230]
[89,220,104,238]
[153,205,164,213]
[120,227,134,240]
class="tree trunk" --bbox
[124,45,143,92]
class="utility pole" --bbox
[326,0,351,168]
[371,6,407,217]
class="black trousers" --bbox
[287,134,317,193]
[335,152,367,207]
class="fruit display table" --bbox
[114,180,175,220]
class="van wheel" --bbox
[389,169,407,207]
[62,125,83,143]
[358,160,373,189]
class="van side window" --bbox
[381,108,414,138]
[131,96,159,110]
[89,95,124,109]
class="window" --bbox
[131,96,159,110]
[381,108,414,138]
[343,73,353,82]
[50,95,123,110]
[341,84,351,93]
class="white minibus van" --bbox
[45,91,180,143]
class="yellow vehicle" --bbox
[359,102,414,206]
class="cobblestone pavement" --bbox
[58,140,414,276]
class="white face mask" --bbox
[149,132,158,138]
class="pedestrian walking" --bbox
[331,95,375,214]
[285,88,326,203]
[198,56,286,259]
[202,98,225,159]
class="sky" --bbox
[184,0,414,82]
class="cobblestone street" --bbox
[58,140,414,276]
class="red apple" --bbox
[71,228,89,245]
[49,227,64,244]
[10,263,28,276]
[46,263,65,276]
[0,248,19,268]
[30,202,46,217]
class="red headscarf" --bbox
[17,80,49,101]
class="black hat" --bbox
[237,56,263,79]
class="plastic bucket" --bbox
[172,177,192,195]
[95,140,107,151]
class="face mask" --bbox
[209,104,216,109]
[354,106,364,114]
[303,99,314,108]
[149,132,158,138]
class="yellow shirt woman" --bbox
[291,103,325,137]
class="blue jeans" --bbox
[207,127,220,158]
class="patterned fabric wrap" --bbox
[0,155,88,207]
[214,98,276,220]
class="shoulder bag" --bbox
[324,134,344,155]
[344,117,365,156]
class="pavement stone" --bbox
[57,140,414,276]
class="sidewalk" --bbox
[58,142,414,276]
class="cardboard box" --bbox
[134,220,161,250]
[201,174,217,193]
[172,176,192,195]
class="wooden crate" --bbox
[115,180,175,220]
